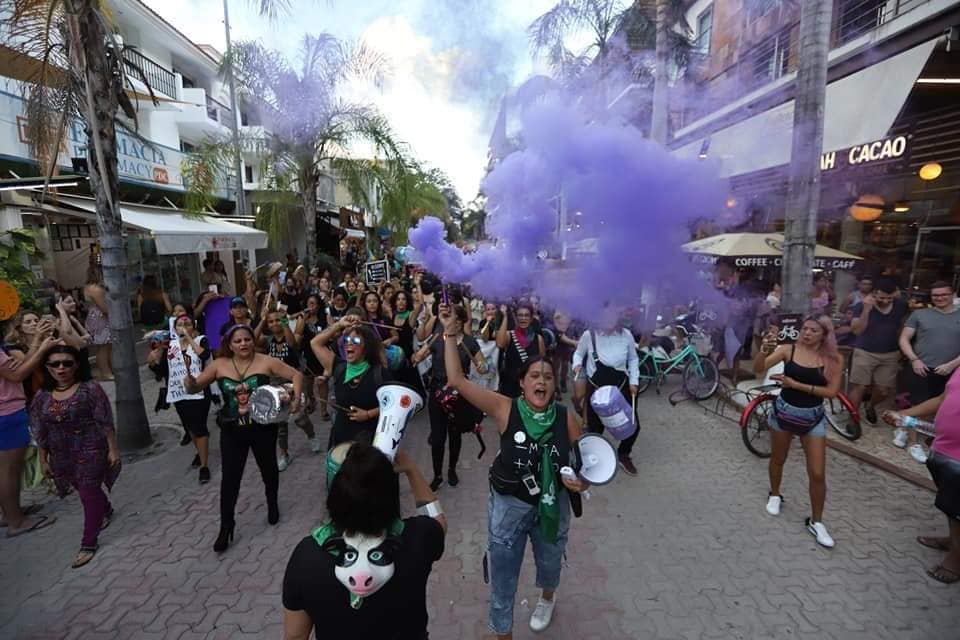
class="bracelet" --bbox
[444,333,458,338]
[416,500,443,518]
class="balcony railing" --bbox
[205,95,233,126]
[122,48,177,99]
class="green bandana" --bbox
[344,361,370,384]
[396,310,411,322]
[312,519,405,610]
[517,398,560,544]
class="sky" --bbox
[142,0,575,201]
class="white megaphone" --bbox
[570,433,618,486]
[372,383,424,461]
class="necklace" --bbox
[232,355,254,381]
[54,382,78,391]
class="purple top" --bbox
[30,381,116,497]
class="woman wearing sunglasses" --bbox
[311,314,387,448]
[28,345,120,567]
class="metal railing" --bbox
[122,47,177,99]
[205,94,233,125]
[679,0,932,133]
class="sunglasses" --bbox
[46,360,75,369]
[345,336,363,345]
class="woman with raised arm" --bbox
[310,314,388,448]
[55,294,93,378]
[183,324,303,553]
[496,301,545,398]
[83,278,113,381]
[753,315,842,548]
[439,305,587,639]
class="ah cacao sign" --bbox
[820,135,911,173]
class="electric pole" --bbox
[781,0,832,313]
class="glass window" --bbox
[696,6,713,54]
[751,29,790,84]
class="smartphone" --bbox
[208,284,219,294]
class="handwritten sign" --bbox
[777,313,803,345]
[364,259,390,285]
[166,317,205,404]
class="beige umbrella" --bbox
[682,232,862,270]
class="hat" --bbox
[266,262,284,278]
[230,296,248,307]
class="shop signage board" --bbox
[820,135,911,173]
[364,259,390,285]
[0,90,225,195]
[691,253,859,271]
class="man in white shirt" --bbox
[573,317,640,476]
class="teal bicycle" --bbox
[636,330,720,400]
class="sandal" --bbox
[72,546,97,569]
[6,514,56,538]
[917,536,951,552]
[0,503,42,527]
[926,564,960,584]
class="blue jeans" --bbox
[488,489,571,635]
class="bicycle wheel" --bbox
[636,359,654,395]
[741,395,774,458]
[682,357,719,400]
[825,394,862,441]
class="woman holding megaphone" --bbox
[439,304,588,638]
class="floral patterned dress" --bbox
[29,382,116,497]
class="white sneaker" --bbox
[892,428,908,449]
[765,495,782,516]
[909,444,929,464]
[277,453,291,472]
[806,518,835,548]
[309,436,322,454]
[529,596,557,632]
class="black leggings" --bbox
[427,394,462,478]
[219,422,279,526]
[174,398,211,438]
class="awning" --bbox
[50,195,268,255]
[673,39,937,178]
[682,232,862,270]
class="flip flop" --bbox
[917,536,951,552]
[0,503,42,527]
[5,514,56,538]
[926,564,960,584]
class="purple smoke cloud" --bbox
[409,95,729,324]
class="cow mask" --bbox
[322,532,402,608]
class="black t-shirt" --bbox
[300,318,325,374]
[282,516,444,639]
[331,360,391,447]
[851,299,908,353]
[428,334,479,389]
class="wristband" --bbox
[416,500,443,518]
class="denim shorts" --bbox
[0,409,31,451]
[768,396,826,438]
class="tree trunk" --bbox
[300,174,319,269]
[649,0,670,144]
[73,3,152,450]
[781,0,832,315]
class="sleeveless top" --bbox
[780,345,828,409]
[330,362,387,447]
[267,335,301,369]
[140,296,166,327]
[489,401,571,506]
[218,373,270,424]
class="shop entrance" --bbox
[909,226,960,292]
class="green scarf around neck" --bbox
[517,398,560,544]
[344,360,370,384]
[312,519,405,609]
[396,310,411,322]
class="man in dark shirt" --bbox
[282,443,446,640]
[849,278,909,423]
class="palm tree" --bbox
[528,0,691,98]
[183,34,407,268]
[373,162,450,244]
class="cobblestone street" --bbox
[2,378,958,639]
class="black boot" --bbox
[213,522,235,553]
[448,468,459,487]
[268,498,280,525]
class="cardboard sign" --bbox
[777,313,803,345]
[205,296,231,351]
[165,318,205,404]
[365,260,390,285]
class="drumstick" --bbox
[358,320,398,332]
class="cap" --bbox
[230,296,247,307]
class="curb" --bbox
[713,382,936,493]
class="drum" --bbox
[372,383,425,461]
[250,384,299,424]
[326,442,353,488]
[590,385,637,441]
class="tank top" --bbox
[267,336,300,369]
[330,362,386,447]
[780,345,828,409]
[140,297,166,327]
[489,401,571,506]
[218,373,270,423]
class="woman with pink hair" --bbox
[753,315,843,548]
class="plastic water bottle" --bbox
[896,415,936,438]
